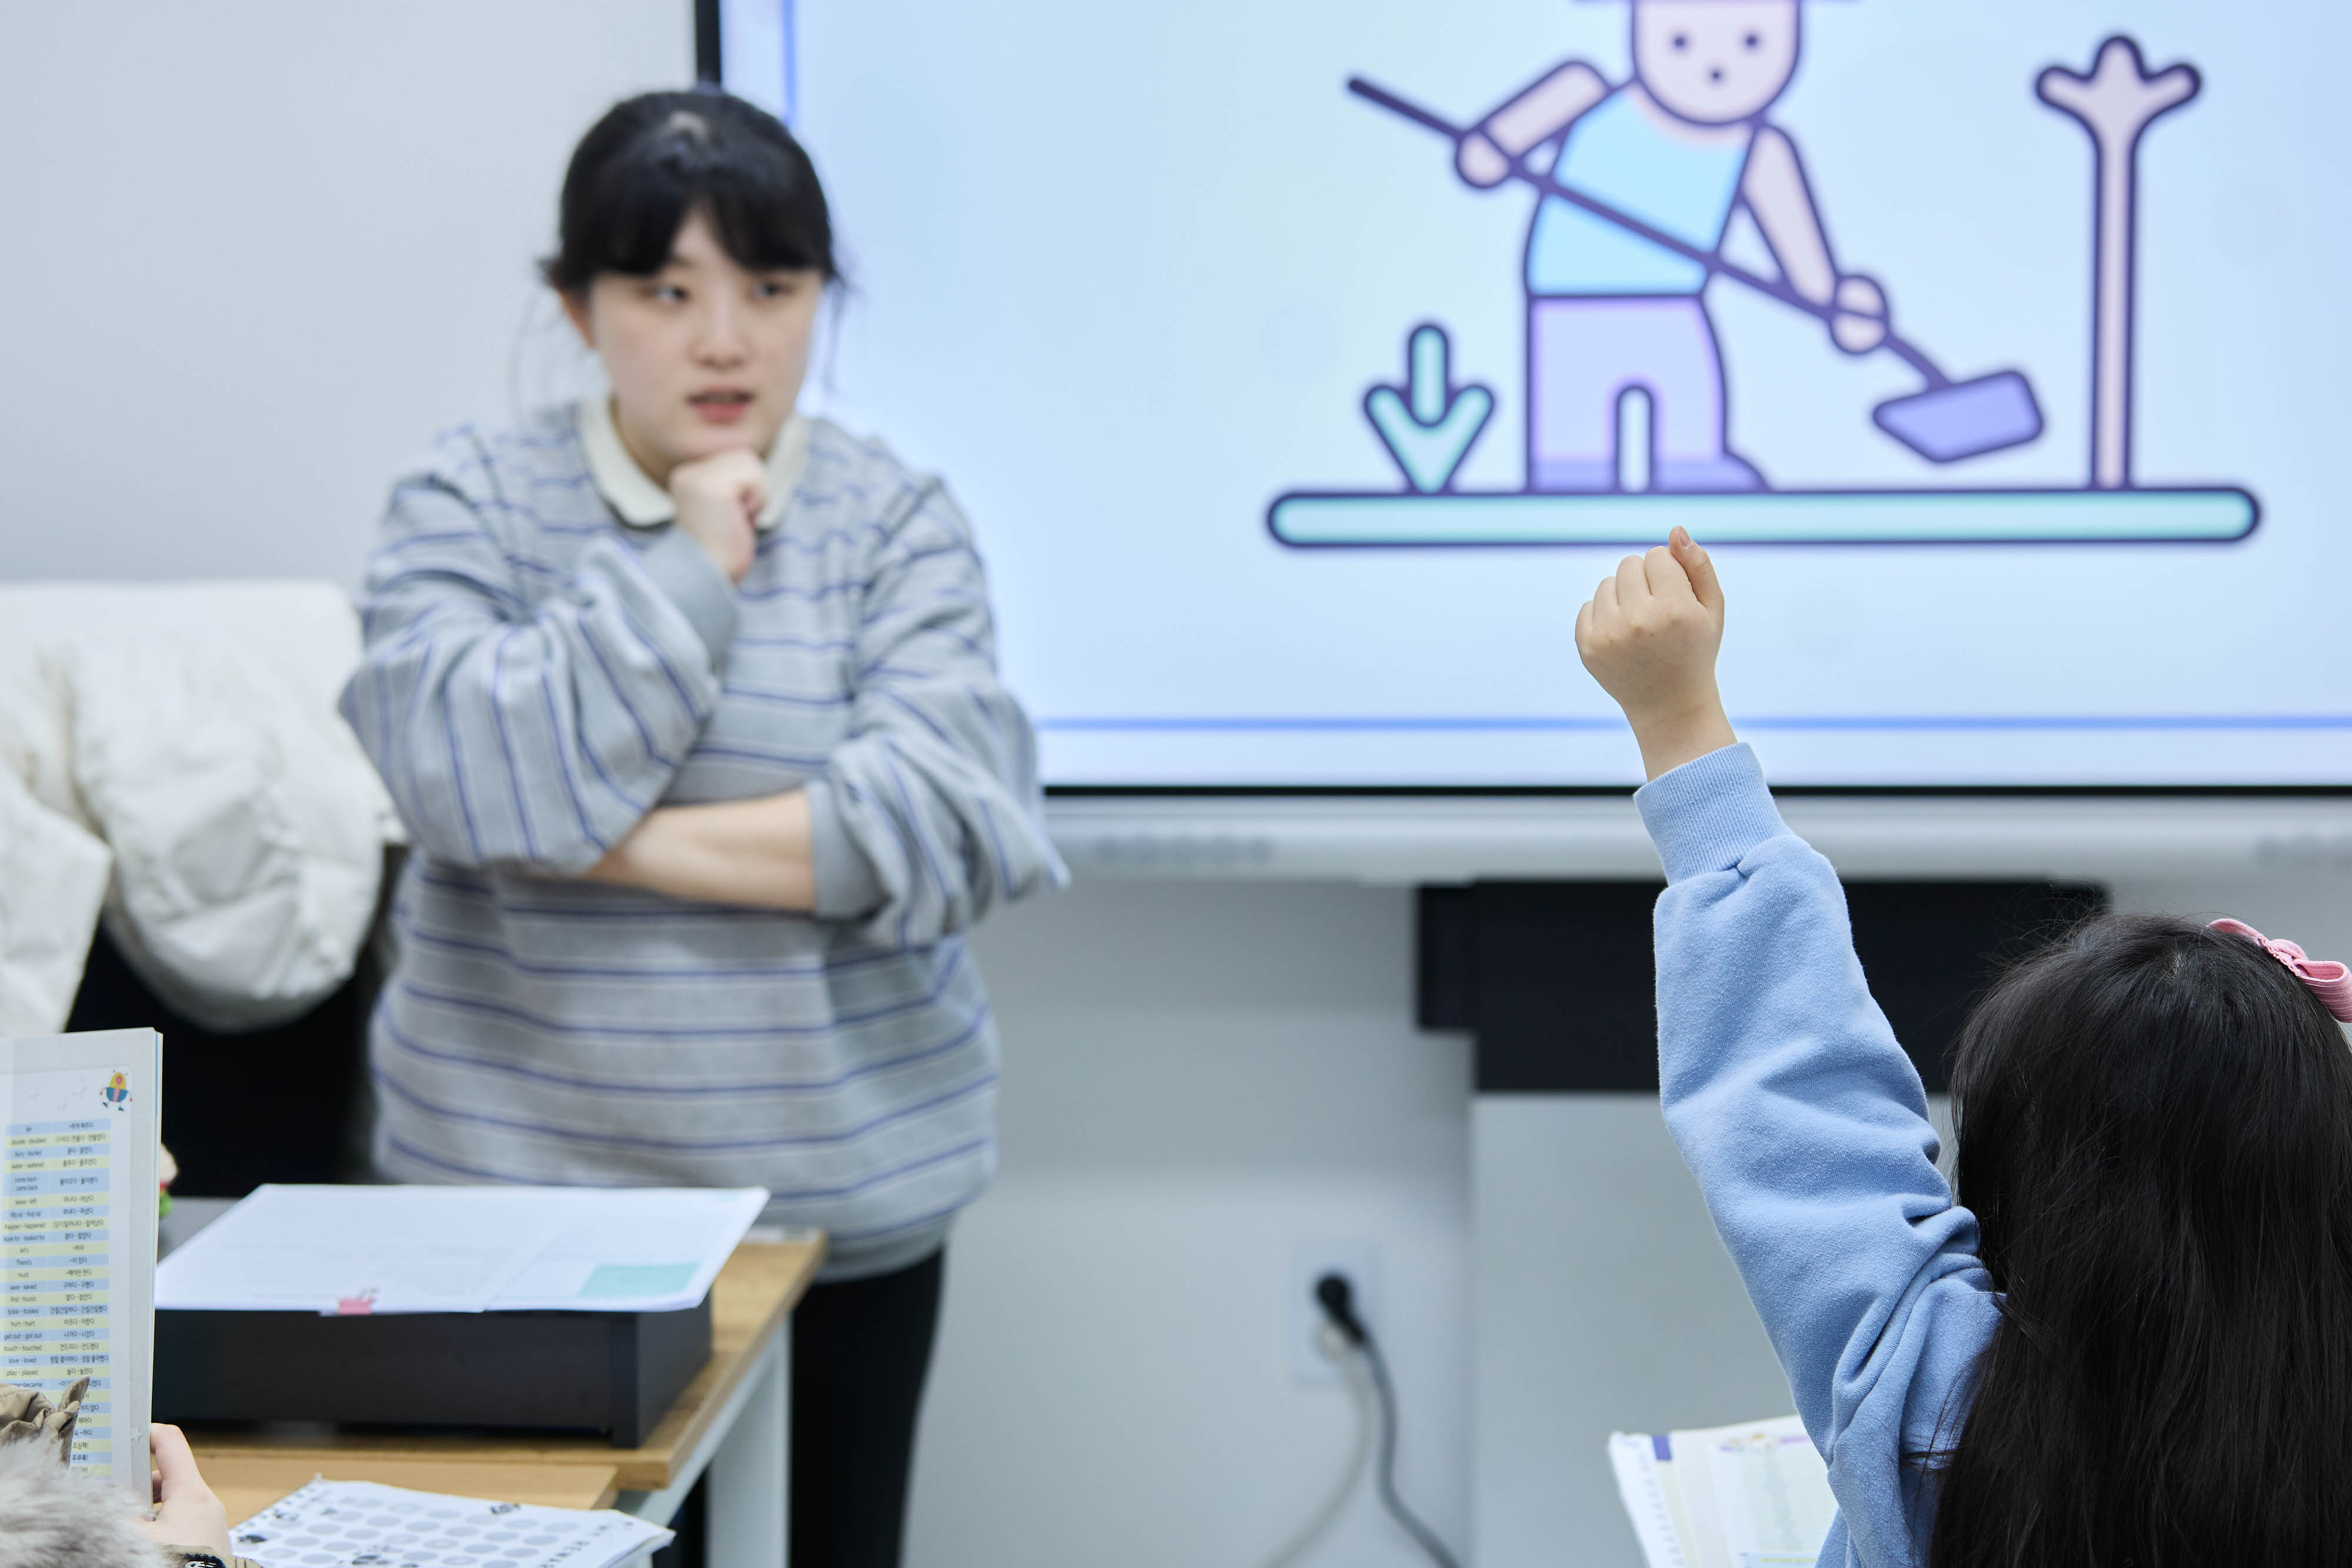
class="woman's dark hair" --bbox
[1929,912,2352,1567]
[542,90,836,293]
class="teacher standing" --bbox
[342,91,1063,1566]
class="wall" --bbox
[923,879,1474,1568]
[0,0,685,587]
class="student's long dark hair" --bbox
[1928,913,2352,1567]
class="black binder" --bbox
[154,1296,711,1447]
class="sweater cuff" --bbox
[636,527,740,667]
[806,778,885,919]
[1633,743,1792,884]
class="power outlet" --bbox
[1289,1238,1382,1385]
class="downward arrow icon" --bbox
[1365,324,1494,494]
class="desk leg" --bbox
[707,1325,790,1568]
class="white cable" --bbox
[1252,1323,1379,1568]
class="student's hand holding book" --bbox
[136,1423,235,1557]
[1574,527,1738,780]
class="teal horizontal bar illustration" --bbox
[1267,487,2259,546]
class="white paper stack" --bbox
[154,1185,769,1315]
[1608,1415,1838,1568]
[231,1478,671,1568]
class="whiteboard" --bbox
[796,0,2352,786]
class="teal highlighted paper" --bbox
[1268,488,2259,547]
[580,1262,698,1299]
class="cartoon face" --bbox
[1632,0,1802,126]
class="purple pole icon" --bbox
[2037,37,2200,491]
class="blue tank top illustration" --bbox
[1526,86,1755,297]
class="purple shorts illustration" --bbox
[1528,296,1762,493]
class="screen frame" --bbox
[1047,783,2352,800]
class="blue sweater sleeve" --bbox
[1639,744,2001,1568]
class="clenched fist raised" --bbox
[1574,528,1738,780]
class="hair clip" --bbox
[2210,919,2352,1023]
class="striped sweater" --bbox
[340,404,1064,1280]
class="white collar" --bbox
[577,394,810,531]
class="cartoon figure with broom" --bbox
[1454,0,1883,492]
[1284,28,2246,545]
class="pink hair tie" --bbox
[2210,919,2352,1023]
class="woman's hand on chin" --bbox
[669,447,766,584]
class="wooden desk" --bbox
[189,1238,824,1563]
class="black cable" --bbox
[1314,1274,1463,1568]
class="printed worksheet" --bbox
[231,1479,671,1568]
[1611,1414,1835,1568]
[1,1029,161,1492]
[156,1185,769,1315]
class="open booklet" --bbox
[1608,1415,1837,1568]
[1,1029,162,1494]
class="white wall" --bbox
[928,880,1474,1568]
[1471,1096,1790,1568]
[0,1,686,586]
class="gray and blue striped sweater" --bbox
[340,405,1064,1279]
